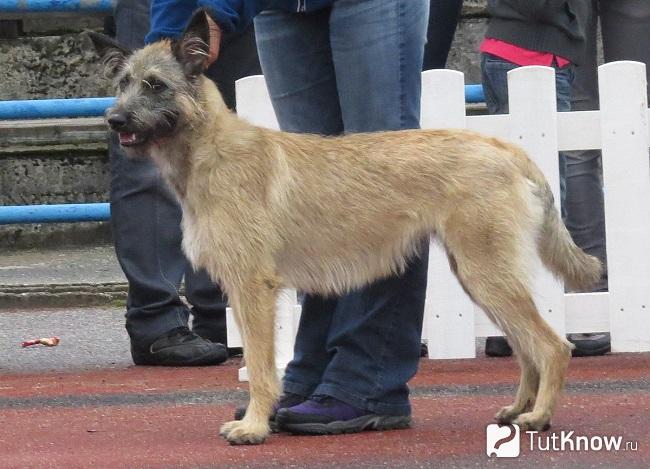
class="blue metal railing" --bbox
[0,86,486,120]
[0,97,116,120]
[464,84,484,104]
[0,0,113,14]
[0,203,111,224]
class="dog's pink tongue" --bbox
[119,132,137,145]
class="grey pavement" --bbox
[0,306,133,373]
[0,243,128,372]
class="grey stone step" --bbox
[0,245,127,309]
[0,117,107,149]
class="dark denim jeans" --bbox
[254,0,431,416]
[423,0,462,70]
[111,0,261,346]
[481,53,574,220]
[566,0,650,292]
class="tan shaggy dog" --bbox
[89,11,602,445]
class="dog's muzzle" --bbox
[107,111,150,147]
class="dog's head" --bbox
[88,11,213,154]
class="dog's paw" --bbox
[513,412,551,431]
[219,419,269,445]
[495,405,523,423]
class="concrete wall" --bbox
[0,3,490,99]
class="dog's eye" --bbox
[144,78,166,92]
[118,75,130,91]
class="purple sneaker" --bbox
[275,395,411,435]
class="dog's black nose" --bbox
[107,112,128,130]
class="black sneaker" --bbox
[233,392,306,432]
[131,326,228,366]
[485,336,513,357]
[568,333,611,357]
[191,324,243,357]
[485,334,611,358]
[191,317,244,357]
[275,395,411,435]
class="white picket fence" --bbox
[227,61,650,380]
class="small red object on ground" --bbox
[21,337,61,348]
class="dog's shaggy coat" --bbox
[90,12,602,445]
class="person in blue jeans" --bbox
[109,0,260,366]
[146,0,458,434]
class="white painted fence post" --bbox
[233,75,301,381]
[420,70,477,359]
[598,61,650,352]
[507,66,566,336]
[235,75,280,131]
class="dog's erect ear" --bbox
[172,9,211,78]
[86,31,131,79]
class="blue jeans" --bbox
[254,0,430,416]
[566,0,650,292]
[481,53,574,220]
[111,0,261,346]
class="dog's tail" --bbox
[533,178,603,291]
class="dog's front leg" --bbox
[219,274,281,445]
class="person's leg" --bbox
[561,0,610,357]
[189,24,262,346]
[111,138,191,345]
[254,8,344,399]
[266,1,430,434]
[304,0,429,418]
[600,0,650,99]
[415,0,458,344]
[111,0,226,366]
[564,0,650,356]
[564,0,608,293]
[257,0,431,429]
[185,268,229,344]
[112,0,188,345]
[480,53,518,115]
[422,0,463,70]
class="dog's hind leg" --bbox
[461,272,567,430]
[495,353,539,423]
[446,250,539,423]
[219,272,282,445]
[511,322,571,431]
[444,234,570,431]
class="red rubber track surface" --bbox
[1,354,648,468]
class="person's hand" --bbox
[206,14,222,68]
